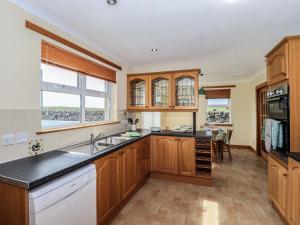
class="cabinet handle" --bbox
[283,173,288,177]
[119,151,124,155]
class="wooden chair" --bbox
[223,129,233,160]
[211,130,218,162]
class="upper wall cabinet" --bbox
[173,71,199,110]
[266,42,288,86]
[127,75,149,110]
[149,73,172,110]
[127,69,199,111]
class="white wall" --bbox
[0,1,128,163]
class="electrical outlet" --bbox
[16,132,28,144]
[2,134,15,146]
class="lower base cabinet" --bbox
[288,158,300,225]
[268,156,288,218]
[94,137,150,225]
[151,136,195,176]
[95,151,122,225]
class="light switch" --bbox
[16,132,28,144]
[2,134,15,146]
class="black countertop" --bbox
[151,129,212,138]
[287,152,300,163]
[0,129,212,190]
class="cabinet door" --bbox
[267,43,288,85]
[277,165,288,216]
[172,71,199,110]
[178,137,195,176]
[121,146,137,200]
[95,151,122,225]
[151,136,178,174]
[137,159,150,183]
[288,158,300,225]
[268,157,278,200]
[136,137,150,183]
[268,156,288,217]
[127,75,149,110]
[149,73,172,109]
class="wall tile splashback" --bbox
[0,109,127,163]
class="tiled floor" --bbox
[111,149,283,225]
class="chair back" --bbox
[227,129,233,143]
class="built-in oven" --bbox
[267,85,289,120]
[266,84,290,154]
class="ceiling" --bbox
[11,0,300,81]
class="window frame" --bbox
[205,98,232,125]
[40,63,112,128]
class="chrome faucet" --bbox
[90,132,105,144]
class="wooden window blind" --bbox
[205,89,231,99]
[41,41,116,83]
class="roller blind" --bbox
[205,89,231,99]
[41,41,116,83]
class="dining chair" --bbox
[223,129,233,160]
[210,130,218,162]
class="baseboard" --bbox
[150,172,213,187]
[230,144,256,153]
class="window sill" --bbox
[36,121,120,135]
[204,123,233,127]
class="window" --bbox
[41,63,112,128]
[206,98,231,124]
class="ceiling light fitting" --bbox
[151,49,158,52]
[107,0,117,5]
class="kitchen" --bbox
[0,0,300,225]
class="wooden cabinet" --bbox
[268,156,288,217]
[136,137,150,183]
[287,158,300,225]
[266,36,300,152]
[178,137,195,176]
[266,43,288,86]
[151,136,178,174]
[127,69,200,111]
[151,136,195,176]
[172,71,199,110]
[121,146,137,200]
[94,151,122,225]
[149,73,172,110]
[127,75,149,110]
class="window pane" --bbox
[206,98,230,124]
[85,96,106,122]
[41,63,78,87]
[86,76,106,92]
[41,91,80,127]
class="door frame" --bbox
[256,82,268,159]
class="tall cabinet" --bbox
[265,36,300,153]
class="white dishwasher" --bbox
[29,164,97,225]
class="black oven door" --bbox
[267,95,289,120]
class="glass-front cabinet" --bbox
[173,71,199,110]
[127,75,149,110]
[127,69,199,111]
[149,74,172,109]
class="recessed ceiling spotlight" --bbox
[107,0,117,5]
[151,49,158,52]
